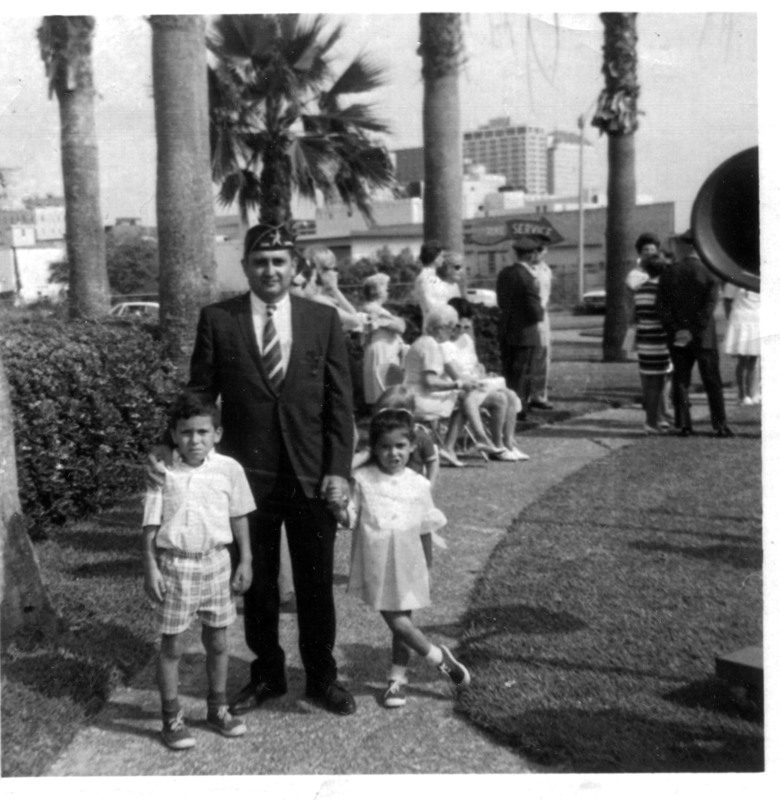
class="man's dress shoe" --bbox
[229,680,286,715]
[305,682,357,716]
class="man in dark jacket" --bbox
[496,235,546,417]
[656,231,732,437]
[189,222,357,716]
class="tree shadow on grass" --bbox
[71,558,142,578]
[474,705,764,772]
[3,622,156,716]
[458,603,587,640]
[664,678,763,724]
[629,540,762,570]
[54,528,140,555]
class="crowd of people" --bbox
[142,221,758,751]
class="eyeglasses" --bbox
[320,266,339,273]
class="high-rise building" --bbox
[463,117,548,194]
[546,130,599,198]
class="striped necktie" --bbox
[262,303,284,393]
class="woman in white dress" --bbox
[723,282,761,405]
[361,273,407,406]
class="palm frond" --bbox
[324,56,386,103]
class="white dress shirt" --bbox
[250,291,293,373]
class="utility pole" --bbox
[577,114,585,302]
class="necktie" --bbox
[262,304,284,393]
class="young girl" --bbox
[339,408,470,709]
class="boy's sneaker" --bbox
[161,709,196,750]
[207,704,247,737]
[382,679,407,708]
[438,645,471,688]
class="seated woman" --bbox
[403,304,504,467]
[443,298,528,462]
[361,273,408,406]
[301,245,366,333]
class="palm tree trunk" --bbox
[419,13,463,252]
[593,12,640,362]
[1,354,57,648]
[40,17,110,320]
[603,133,636,360]
[151,15,218,371]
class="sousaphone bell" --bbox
[690,146,759,293]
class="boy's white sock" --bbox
[424,644,443,666]
[388,665,408,683]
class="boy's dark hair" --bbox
[634,232,660,253]
[168,390,221,429]
[419,240,444,267]
[368,408,416,451]
[447,296,473,320]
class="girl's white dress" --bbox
[723,286,760,357]
[347,464,447,611]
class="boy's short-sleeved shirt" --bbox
[143,450,256,553]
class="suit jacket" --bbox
[496,261,544,347]
[656,255,719,350]
[188,292,354,502]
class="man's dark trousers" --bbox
[669,343,727,430]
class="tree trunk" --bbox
[419,13,463,253]
[259,138,293,227]
[603,133,636,360]
[593,12,640,362]
[1,354,57,650]
[151,15,218,372]
[49,18,110,320]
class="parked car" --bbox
[465,288,497,307]
[579,289,606,314]
[109,301,159,320]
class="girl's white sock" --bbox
[388,664,408,682]
[424,644,443,666]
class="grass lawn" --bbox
[0,346,762,775]
[1,500,158,777]
[456,428,763,772]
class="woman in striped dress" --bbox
[634,254,671,434]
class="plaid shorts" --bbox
[154,547,236,634]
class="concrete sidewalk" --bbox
[44,396,724,777]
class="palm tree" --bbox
[418,13,465,252]
[1,353,57,646]
[207,14,394,227]
[38,16,110,320]
[150,15,219,370]
[592,12,640,362]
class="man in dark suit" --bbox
[656,230,732,437]
[496,235,546,418]
[188,222,357,715]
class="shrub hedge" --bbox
[1,298,501,536]
[1,317,179,537]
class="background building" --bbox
[463,117,548,194]
[546,130,599,198]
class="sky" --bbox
[0,7,760,234]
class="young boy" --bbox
[142,391,255,750]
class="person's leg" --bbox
[669,347,694,431]
[516,346,537,412]
[745,356,760,401]
[241,504,286,688]
[284,494,339,695]
[501,390,522,450]
[482,390,508,447]
[159,632,184,704]
[643,374,664,429]
[202,625,229,705]
[696,347,727,429]
[441,408,466,465]
[735,356,748,401]
[461,390,501,450]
